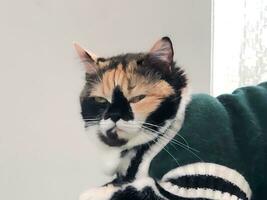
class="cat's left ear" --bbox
[73,43,98,74]
[148,37,174,72]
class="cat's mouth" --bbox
[99,127,128,147]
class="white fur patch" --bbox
[116,150,137,176]
[99,119,115,136]
[85,125,121,175]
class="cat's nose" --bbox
[105,112,121,122]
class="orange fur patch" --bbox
[90,63,174,119]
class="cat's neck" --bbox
[96,133,156,178]
[107,114,184,182]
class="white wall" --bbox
[0,0,212,200]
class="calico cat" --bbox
[75,37,251,200]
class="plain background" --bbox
[0,0,212,200]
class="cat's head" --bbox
[75,37,188,149]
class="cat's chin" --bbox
[85,125,155,149]
[98,132,128,147]
[98,132,154,149]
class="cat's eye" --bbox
[129,95,146,103]
[92,96,108,103]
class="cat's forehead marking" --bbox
[91,63,126,98]
[90,61,175,103]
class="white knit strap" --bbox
[158,182,243,200]
[160,162,252,200]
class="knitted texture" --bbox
[150,82,267,200]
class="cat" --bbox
[74,37,251,200]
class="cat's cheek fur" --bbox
[114,120,140,139]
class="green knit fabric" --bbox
[149,82,267,200]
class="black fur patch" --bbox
[81,97,110,123]
[111,141,157,185]
[110,185,164,200]
[124,141,156,181]
[145,95,180,132]
[104,86,134,122]
[99,133,127,147]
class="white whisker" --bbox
[144,134,180,167]
[134,120,191,149]
[140,126,202,161]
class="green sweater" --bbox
[150,82,267,200]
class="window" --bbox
[213,0,267,96]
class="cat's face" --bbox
[75,37,187,149]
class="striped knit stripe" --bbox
[158,182,244,200]
[167,175,248,200]
[155,181,211,200]
[161,162,251,199]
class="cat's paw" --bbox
[79,185,119,200]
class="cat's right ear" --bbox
[73,43,98,74]
[148,37,174,73]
